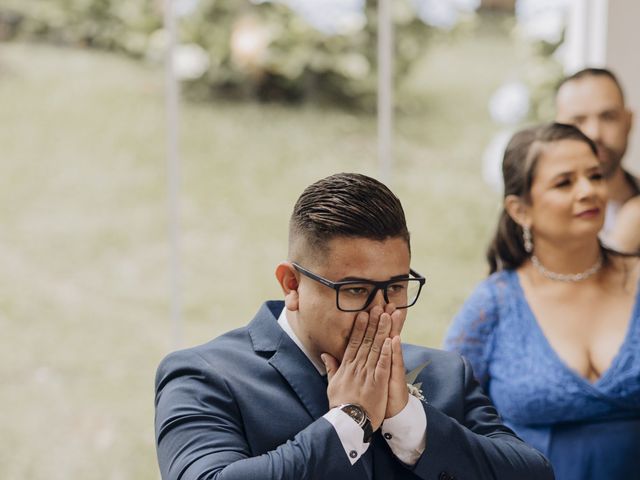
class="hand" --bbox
[382,304,409,419]
[322,306,392,430]
[387,302,405,339]
[385,335,408,419]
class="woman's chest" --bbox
[523,285,636,382]
[486,295,640,423]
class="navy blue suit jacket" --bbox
[155,301,554,479]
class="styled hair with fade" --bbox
[289,173,410,262]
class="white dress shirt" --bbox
[277,308,426,466]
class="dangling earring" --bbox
[523,225,533,254]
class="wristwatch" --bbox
[338,403,373,443]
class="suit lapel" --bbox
[270,339,330,419]
[248,301,329,420]
[248,302,376,480]
[272,342,378,480]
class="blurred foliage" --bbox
[520,37,564,121]
[472,10,564,127]
[503,8,566,123]
[0,0,441,109]
[0,0,160,55]
[178,0,435,109]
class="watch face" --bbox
[340,404,373,443]
[341,404,365,425]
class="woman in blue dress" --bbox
[444,123,640,480]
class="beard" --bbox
[595,142,625,178]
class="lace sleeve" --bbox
[443,278,500,389]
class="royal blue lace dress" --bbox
[444,270,640,480]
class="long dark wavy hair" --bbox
[486,123,599,274]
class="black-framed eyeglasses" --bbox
[292,262,426,312]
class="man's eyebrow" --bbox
[339,273,410,282]
[339,276,370,282]
[599,108,621,116]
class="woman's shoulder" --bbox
[445,270,521,380]
[476,268,518,293]
[616,197,640,231]
[620,194,640,212]
[607,197,640,253]
[606,253,640,292]
[455,269,520,319]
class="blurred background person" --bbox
[555,68,638,237]
[444,122,640,480]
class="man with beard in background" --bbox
[555,67,638,247]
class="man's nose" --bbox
[580,118,602,142]
[367,288,387,309]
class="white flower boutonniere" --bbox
[405,360,430,402]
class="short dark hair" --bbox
[557,67,626,102]
[289,173,410,262]
[486,123,598,273]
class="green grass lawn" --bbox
[1,19,518,479]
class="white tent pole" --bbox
[164,0,183,349]
[378,0,394,184]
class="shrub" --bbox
[1,0,438,109]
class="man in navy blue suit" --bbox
[155,173,554,480]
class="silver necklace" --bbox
[530,254,603,282]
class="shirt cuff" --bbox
[381,395,427,466]
[324,408,371,465]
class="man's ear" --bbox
[626,108,634,135]
[275,262,299,311]
[504,194,531,229]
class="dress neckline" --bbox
[507,269,640,389]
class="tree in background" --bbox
[0,0,481,109]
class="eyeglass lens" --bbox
[337,279,421,311]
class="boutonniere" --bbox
[405,360,430,402]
